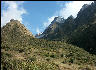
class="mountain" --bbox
[69,23,96,54]
[40,15,75,41]
[1,1,96,70]
[38,1,96,54]
[41,2,96,40]
[69,1,96,54]
[1,19,33,36]
[1,19,34,44]
[75,2,96,26]
[51,16,65,24]
[35,16,65,39]
[1,21,96,70]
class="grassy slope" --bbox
[1,37,96,70]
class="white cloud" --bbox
[56,1,69,7]
[42,1,93,30]
[1,1,26,27]
[36,28,40,34]
[58,1,93,19]
[43,16,56,28]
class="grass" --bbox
[1,38,96,70]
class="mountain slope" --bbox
[68,2,96,54]
[41,2,96,40]
[40,15,75,41]
[1,19,96,70]
[69,22,96,54]
[75,2,96,26]
[1,1,96,70]
[1,19,34,45]
[1,33,96,70]
[40,1,96,54]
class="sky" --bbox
[1,1,93,35]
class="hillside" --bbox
[1,19,34,45]
[1,1,96,70]
[1,19,96,70]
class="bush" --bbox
[44,53,49,57]
[66,52,74,57]
[60,53,63,57]
[28,56,36,62]
[69,58,74,63]
[1,52,12,58]
[19,49,24,53]
[62,60,67,64]
[80,67,91,70]
[46,58,50,62]
[50,54,56,58]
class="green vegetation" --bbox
[1,36,96,70]
[69,23,96,54]
[1,2,96,70]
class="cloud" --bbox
[58,1,93,19]
[43,16,56,28]
[56,1,69,7]
[36,28,40,34]
[42,1,93,30]
[1,1,26,27]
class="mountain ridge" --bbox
[35,1,96,54]
[1,1,96,70]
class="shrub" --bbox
[44,53,49,57]
[28,56,36,62]
[69,58,74,63]
[46,58,50,62]
[62,60,67,64]
[50,54,56,58]
[1,52,12,58]
[81,67,91,70]
[19,49,24,53]
[60,53,64,57]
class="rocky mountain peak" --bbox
[51,16,65,24]
[80,4,89,11]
